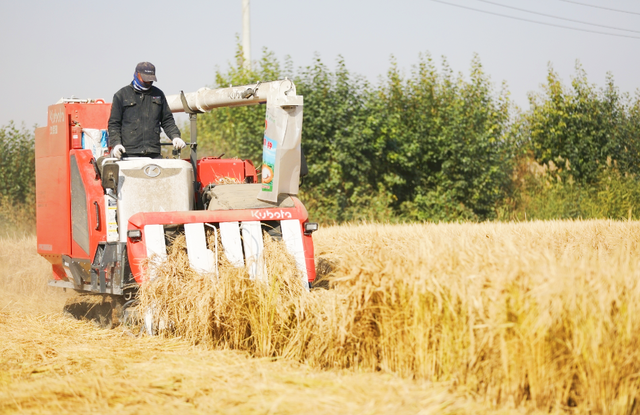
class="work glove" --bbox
[172,137,186,150]
[111,144,125,159]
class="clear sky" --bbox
[1,0,638,129]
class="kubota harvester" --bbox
[35,79,317,323]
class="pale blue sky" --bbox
[1,0,638,128]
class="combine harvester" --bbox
[35,79,318,327]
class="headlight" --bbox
[127,229,142,241]
[304,222,319,235]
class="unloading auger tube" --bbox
[165,79,304,204]
[165,79,300,112]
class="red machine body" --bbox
[197,157,258,184]
[36,100,316,297]
[35,102,111,279]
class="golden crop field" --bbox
[2,220,640,414]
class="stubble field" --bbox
[2,220,640,414]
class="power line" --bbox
[429,0,640,40]
[474,0,640,34]
[559,0,640,16]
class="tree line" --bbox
[2,47,640,224]
[194,47,640,222]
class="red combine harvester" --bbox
[35,80,317,324]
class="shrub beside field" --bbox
[139,220,640,413]
[0,122,35,236]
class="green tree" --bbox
[295,55,392,222]
[523,63,640,183]
[508,64,640,221]
[196,45,284,161]
[0,122,35,205]
[193,47,515,222]
[374,54,513,221]
[0,122,36,232]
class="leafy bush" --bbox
[509,160,640,221]
[0,122,36,232]
[373,54,513,221]
[196,47,286,161]
[195,47,515,222]
[0,122,35,205]
[522,63,640,184]
[295,56,393,222]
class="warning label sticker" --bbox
[262,135,277,192]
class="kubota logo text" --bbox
[251,210,292,220]
[49,109,64,135]
[49,109,64,124]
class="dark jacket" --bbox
[108,84,181,155]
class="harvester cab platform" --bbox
[35,80,317,310]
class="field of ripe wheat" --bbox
[2,220,640,414]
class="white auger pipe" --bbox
[166,79,300,113]
[165,78,304,204]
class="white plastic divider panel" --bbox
[219,222,244,267]
[184,223,215,274]
[241,221,267,281]
[280,219,310,289]
[144,224,166,280]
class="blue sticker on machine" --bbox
[262,135,277,192]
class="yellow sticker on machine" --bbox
[106,197,118,242]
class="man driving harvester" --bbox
[108,62,186,159]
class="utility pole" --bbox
[242,0,251,71]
